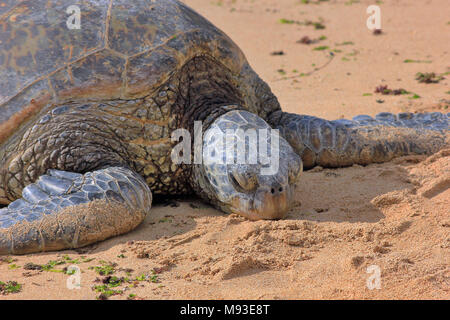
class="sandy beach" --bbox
[0,0,449,300]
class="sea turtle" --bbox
[0,0,448,255]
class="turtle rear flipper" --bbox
[0,167,152,255]
[270,111,449,169]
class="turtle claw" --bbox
[37,174,73,196]
[47,169,83,181]
[0,167,152,255]
[21,184,50,203]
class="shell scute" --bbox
[0,0,267,146]
[0,0,109,105]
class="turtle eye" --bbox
[229,168,258,193]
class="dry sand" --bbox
[0,0,449,300]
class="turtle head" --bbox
[196,110,302,220]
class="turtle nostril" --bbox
[271,187,284,194]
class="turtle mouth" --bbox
[230,186,292,220]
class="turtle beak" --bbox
[231,184,292,220]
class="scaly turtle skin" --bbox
[0,0,448,254]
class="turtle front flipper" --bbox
[269,111,449,169]
[0,167,152,255]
